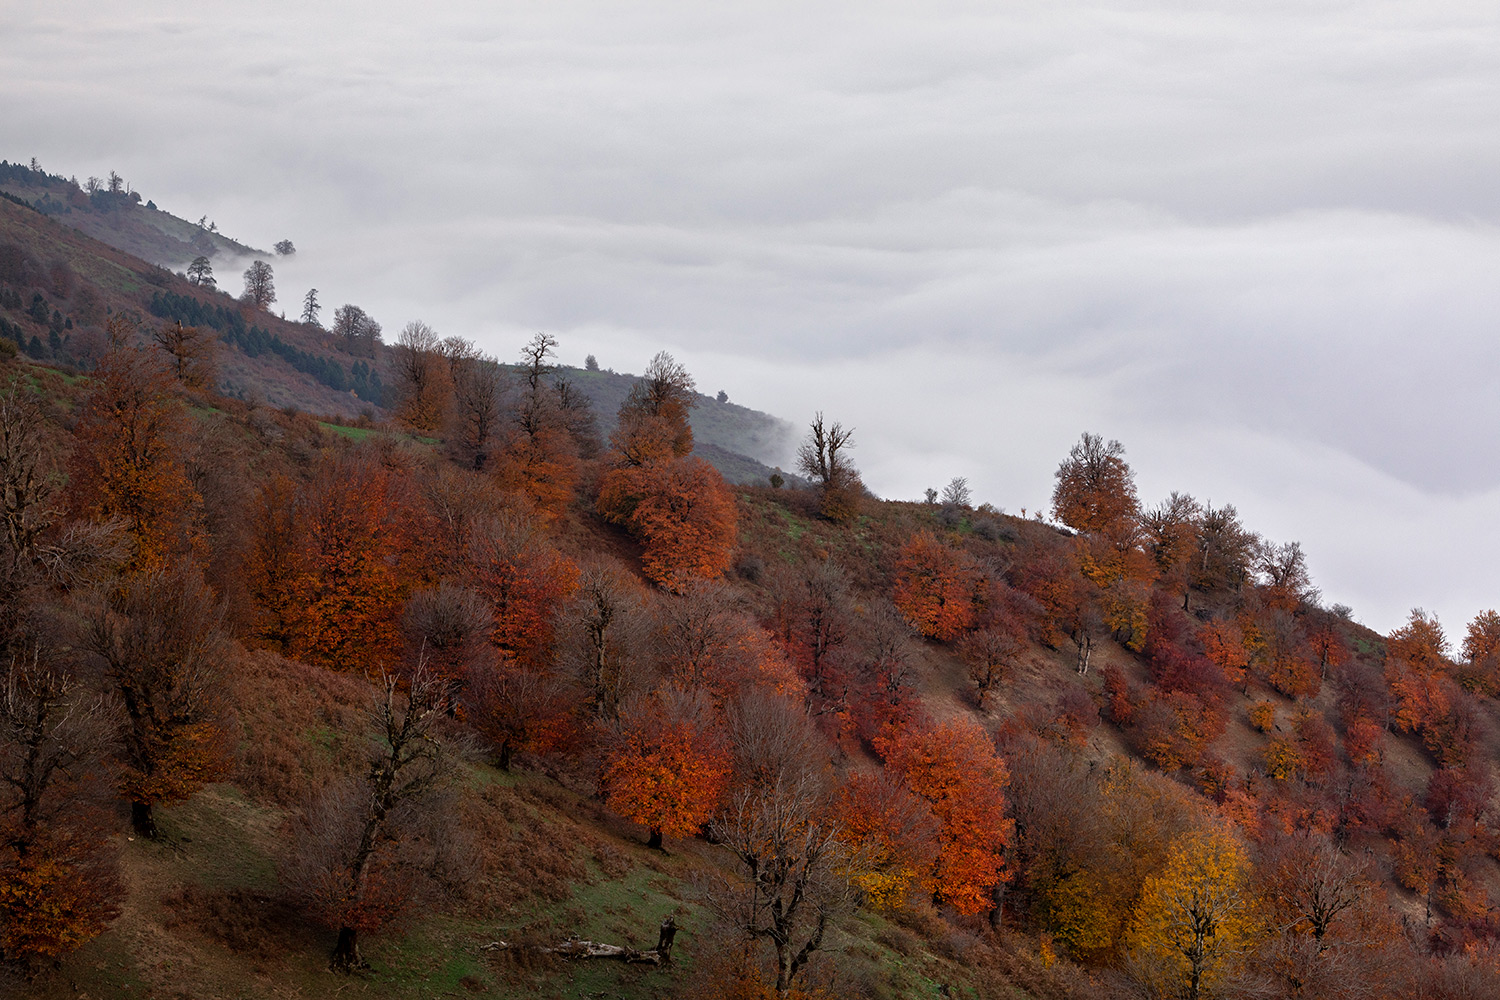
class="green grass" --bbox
[318,421,379,441]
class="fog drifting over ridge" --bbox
[6,1,1499,635]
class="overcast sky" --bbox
[6,1,1499,636]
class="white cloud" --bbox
[6,0,1499,632]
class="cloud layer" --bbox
[6,0,1499,633]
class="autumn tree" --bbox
[1257,540,1316,612]
[600,691,730,850]
[597,456,737,588]
[241,259,275,309]
[464,511,579,666]
[1126,825,1259,1000]
[1461,609,1500,666]
[875,716,1013,915]
[80,565,234,837]
[67,348,202,573]
[294,457,408,674]
[392,320,451,434]
[1000,734,1121,950]
[891,531,979,641]
[494,333,581,516]
[282,666,472,972]
[833,771,939,911]
[151,320,217,390]
[464,662,577,770]
[1190,503,1257,600]
[1142,492,1201,604]
[797,412,862,522]
[1256,831,1399,999]
[243,474,305,652]
[611,350,696,465]
[0,648,122,966]
[1386,608,1452,736]
[1051,433,1140,541]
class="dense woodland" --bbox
[2,169,1500,999]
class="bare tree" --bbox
[797,413,861,521]
[940,476,972,508]
[773,559,851,700]
[241,260,275,309]
[0,378,61,577]
[709,770,855,993]
[441,336,505,469]
[151,321,217,390]
[1,647,117,854]
[555,560,650,721]
[958,626,1022,708]
[274,239,296,256]
[283,665,472,972]
[859,600,919,705]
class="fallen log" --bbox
[479,937,662,965]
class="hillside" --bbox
[0,168,793,484]
[5,332,1500,998]
[0,160,265,266]
[4,167,1500,1000]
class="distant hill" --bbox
[0,161,799,484]
[0,160,265,267]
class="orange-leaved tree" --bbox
[892,531,979,642]
[244,473,306,652]
[294,457,408,673]
[875,716,1012,915]
[1385,608,1452,736]
[1051,432,1140,544]
[832,771,939,911]
[464,510,579,666]
[599,692,731,850]
[610,351,697,465]
[66,346,201,573]
[0,650,122,966]
[597,456,737,588]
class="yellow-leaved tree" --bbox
[1126,824,1259,1000]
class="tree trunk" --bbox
[331,925,364,971]
[497,740,513,772]
[131,800,156,839]
[647,827,663,851]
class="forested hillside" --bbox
[3,168,1500,1000]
